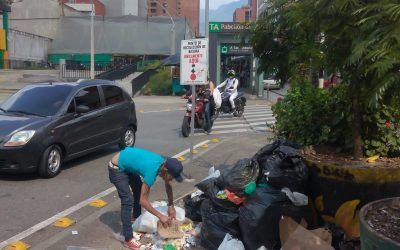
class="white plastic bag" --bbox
[281,187,308,206]
[213,88,222,108]
[132,201,185,233]
[218,234,245,250]
[201,166,221,182]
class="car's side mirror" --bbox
[76,105,90,114]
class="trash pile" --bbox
[184,140,347,250]
[125,201,200,250]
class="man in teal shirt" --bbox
[108,147,184,250]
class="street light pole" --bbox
[205,0,209,39]
[154,1,176,55]
[90,0,95,79]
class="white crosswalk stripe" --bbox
[193,105,275,136]
[244,105,275,132]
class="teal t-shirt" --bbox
[118,147,165,187]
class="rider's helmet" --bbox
[227,69,235,78]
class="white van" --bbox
[263,74,280,90]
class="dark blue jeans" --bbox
[204,102,212,131]
[108,167,142,241]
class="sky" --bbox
[200,0,238,10]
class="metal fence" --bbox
[60,61,140,80]
[0,59,55,70]
[60,61,116,80]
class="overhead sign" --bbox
[180,38,208,85]
[221,43,253,54]
[209,22,247,33]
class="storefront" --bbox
[209,22,263,97]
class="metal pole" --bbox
[90,0,95,79]
[190,85,195,154]
[171,27,176,55]
[205,0,209,38]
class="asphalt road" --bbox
[0,98,212,243]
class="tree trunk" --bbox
[352,92,363,158]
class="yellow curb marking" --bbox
[3,241,30,250]
[177,156,186,162]
[192,149,198,154]
[89,199,108,208]
[211,138,220,143]
[53,217,75,228]
[201,144,209,149]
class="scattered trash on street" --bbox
[116,140,364,249]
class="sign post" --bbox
[180,38,209,164]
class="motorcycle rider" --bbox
[184,80,215,134]
[217,69,239,110]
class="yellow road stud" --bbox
[192,149,198,154]
[3,241,30,250]
[211,138,220,143]
[201,144,209,149]
[89,199,107,208]
[177,156,185,162]
[53,217,75,228]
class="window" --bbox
[245,11,251,21]
[151,8,156,13]
[0,84,73,117]
[102,85,124,106]
[74,86,101,112]
[67,99,75,113]
[150,2,156,7]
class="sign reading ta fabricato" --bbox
[180,38,208,85]
[209,22,247,33]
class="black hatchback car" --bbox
[0,80,137,178]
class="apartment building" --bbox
[147,0,199,36]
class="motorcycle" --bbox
[181,93,211,137]
[214,88,246,118]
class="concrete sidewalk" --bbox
[18,133,272,250]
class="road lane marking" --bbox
[0,140,211,249]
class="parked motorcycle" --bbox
[181,94,211,137]
[214,89,246,118]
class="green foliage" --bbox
[250,0,400,157]
[141,68,172,96]
[247,0,325,85]
[272,84,352,151]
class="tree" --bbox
[249,0,400,158]
[315,0,400,157]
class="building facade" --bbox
[59,0,105,16]
[233,5,251,22]
[147,0,199,36]
[101,0,148,17]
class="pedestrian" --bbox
[108,147,184,250]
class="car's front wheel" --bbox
[38,145,63,178]
[119,126,136,149]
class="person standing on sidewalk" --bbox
[108,147,184,250]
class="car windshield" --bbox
[0,84,73,117]
[264,74,276,80]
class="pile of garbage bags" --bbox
[184,140,310,250]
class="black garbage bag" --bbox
[254,139,300,164]
[195,177,239,212]
[183,194,205,222]
[256,145,308,192]
[220,158,260,197]
[239,186,305,250]
[200,199,240,250]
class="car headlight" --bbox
[4,130,36,147]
